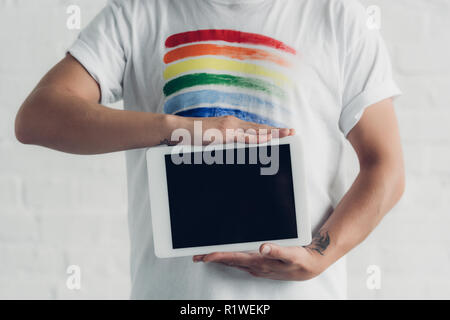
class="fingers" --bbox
[240,122,274,133]
[233,128,293,144]
[193,245,313,281]
[187,116,295,145]
[192,248,302,281]
[218,116,295,144]
[259,243,303,264]
[194,250,289,273]
[193,255,206,263]
[202,251,259,267]
[239,122,293,140]
[234,129,272,144]
[194,245,303,265]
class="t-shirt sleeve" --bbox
[339,4,402,137]
[67,0,131,104]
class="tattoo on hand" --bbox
[306,230,330,256]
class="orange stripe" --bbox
[164,43,291,67]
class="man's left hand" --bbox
[193,243,328,281]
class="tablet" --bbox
[146,135,311,258]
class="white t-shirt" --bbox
[69,0,401,299]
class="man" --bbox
[15,0,404,299]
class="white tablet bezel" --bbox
[146,135,311,258]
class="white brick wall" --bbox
[0,0,449,299]
[351,0,450,299]
[0,0,130,299]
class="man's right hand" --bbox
[162,114,295,146]
[15,54,294,154]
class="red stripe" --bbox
[165,29,296,54]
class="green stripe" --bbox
[163,73,286,99]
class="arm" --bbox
[307,98,405,263]
[195,98,405,281]
[15,54,292,154]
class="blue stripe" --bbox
[164,89,279,115]
[174,107,283,127]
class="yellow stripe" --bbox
[163,58,291,86]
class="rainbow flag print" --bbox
[162,29,298,127]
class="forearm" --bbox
[15,86,182,154]
[309,161,405,266]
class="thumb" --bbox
[259,243,298,263]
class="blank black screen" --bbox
[165,144,297,249]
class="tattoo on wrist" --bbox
[306,230,330,256]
